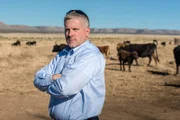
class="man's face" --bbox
[64,18,90,48]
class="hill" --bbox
[0,21,180,35]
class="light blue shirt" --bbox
[34,40,106,120]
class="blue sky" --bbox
[0,0,180,30]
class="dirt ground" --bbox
[0,34,179,120]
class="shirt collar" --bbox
[62,46,71,54]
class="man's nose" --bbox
[68,29,74,36]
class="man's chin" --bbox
[68,44,77,48]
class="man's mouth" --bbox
[68,38,75,42]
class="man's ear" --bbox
[86,27,90,37]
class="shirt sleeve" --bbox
[34,54,59,92]
[46,52,104,98]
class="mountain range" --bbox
[1,21,180,35]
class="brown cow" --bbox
[116,42,125,51]
[123,40,131,45]
[97,45,110,59]
[117,49,138,72]
[116,41,131,51]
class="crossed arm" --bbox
[34,53,102,98]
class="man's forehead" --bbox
[65,18,86,27]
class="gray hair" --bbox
[64,10,90,27]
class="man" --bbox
[34,10,106,120]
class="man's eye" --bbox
[73,28,79,31]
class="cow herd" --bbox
[11,40,36,46]
[97,40,180,75]
[51,40,180,75]
[116,40,179,75]
[11,39,180,75]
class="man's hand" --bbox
[52,74,62,80]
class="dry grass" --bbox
[0,33,180,120]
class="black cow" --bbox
[26,41,36,46]
[161,42,166,46]
[118,43,159,66]
[12,40,21,46]
[173,45,180,75]
[52,44,68,52]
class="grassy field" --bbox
[0,33,179,120]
